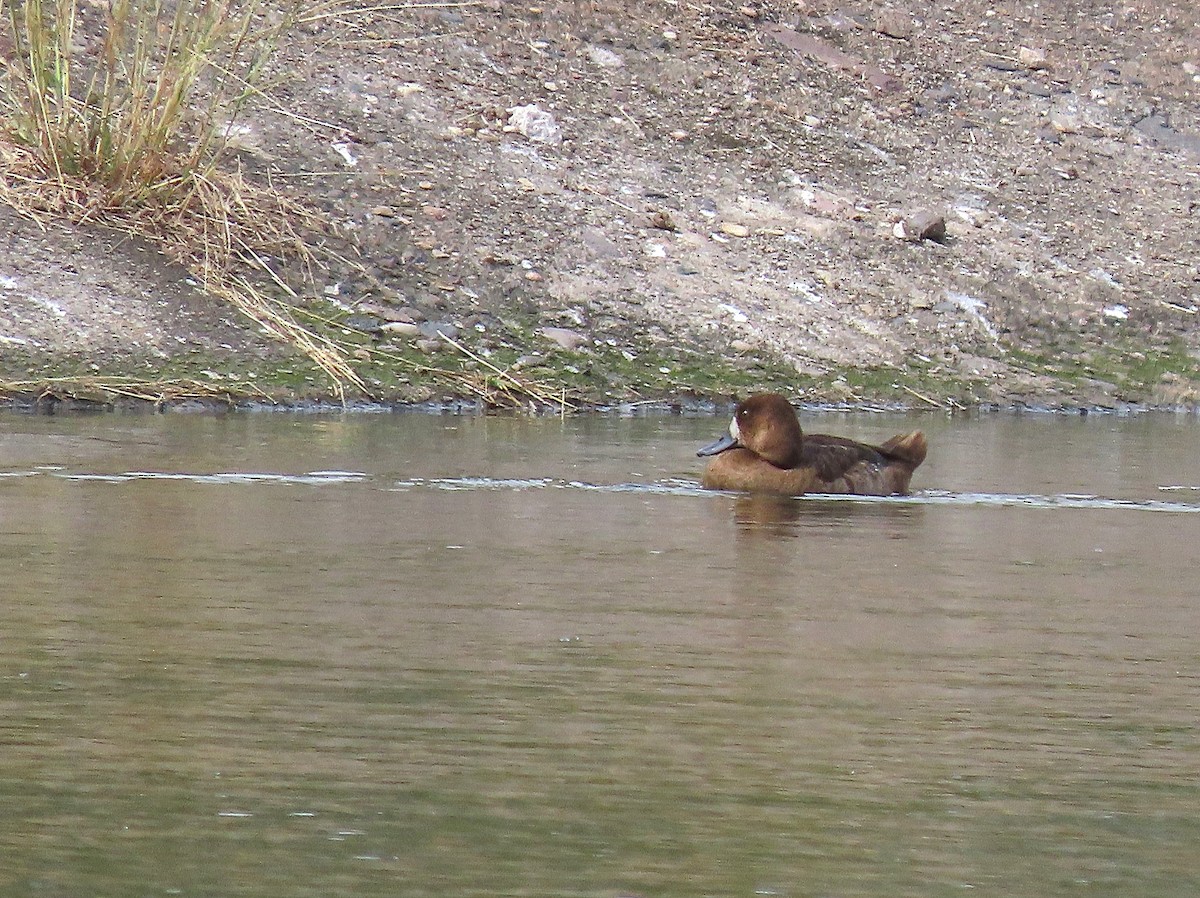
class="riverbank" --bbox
[3,1,1199,412]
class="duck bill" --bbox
[696,433,739,457]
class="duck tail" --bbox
[880,430,927,468]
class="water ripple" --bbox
[880,489,1200,513]
[58,471,370,485]
[5,470,1198,511]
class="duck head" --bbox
[696,393,803,468]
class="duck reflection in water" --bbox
[698,393,927,497]
[730,493,922,538]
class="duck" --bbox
[697,393,927,496]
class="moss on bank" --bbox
[3,282,1198,412]
[6,318,1198,412]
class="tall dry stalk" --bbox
[3,0,269,203]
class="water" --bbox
[2,409,1198,897]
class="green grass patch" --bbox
[1006,340,1200,401]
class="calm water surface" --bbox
[2,410,1198,897]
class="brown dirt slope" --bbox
[3,1,1199,407]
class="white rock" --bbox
[946,290,999,340]
[587,45,624,68]
[718,303,749,323]
[331,141,358,167]
[506,104,562,145]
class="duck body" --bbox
[697,393,927,496]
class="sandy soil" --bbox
[2,0,1199,407]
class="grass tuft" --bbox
[0,0,370,398]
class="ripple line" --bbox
[7,470,1198,511]
[57,471,369,485]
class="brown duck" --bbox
[697,393,927,496]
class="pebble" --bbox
[720,222,750,237]
[894,210,947,243]
[873,9,914,39]
[587,45,623,68]
[419,321,458,340]
[1048,99,1082,134]
[381,321,422,338]
[506,104,562,145]
[344,314,384,334]
[649,210,677,231]
[1018,46,1049,70]
[539,327,589,350]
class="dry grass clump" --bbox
[4,0,259,196]
[0,0,365,396]
[0,373,272,406]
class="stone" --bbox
[419,320,458,340]
[649,210,677,231]
[1018,46,1049,70]
[343,314,383,334]
[1048,99,1082,133]
[381,321,421,338]
[720,222,750,237]
[506,104,562,145]
[895,210,947,243]
[587,45,623,68]
[539,326,589,351]
[873,8,914,39]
